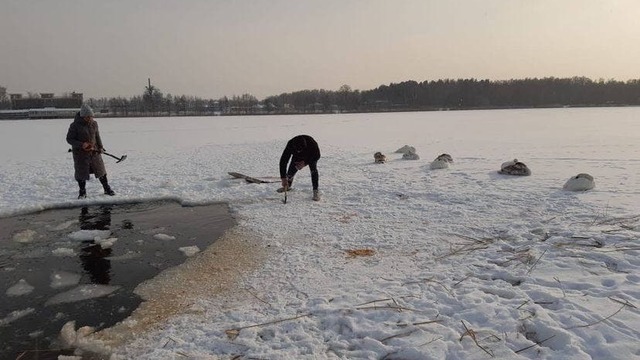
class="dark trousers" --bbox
[78,175,111,192]
[286,160,319,190]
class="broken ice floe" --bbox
[0,308,35,325]
[68,230,112,241]
[179,245,201,257]
[13,229,37,243]
[153,233,176,240]
[95,237,118,249]
[45,284,120,306]
[51,271,82,289]
[6,278,35,296]
[52,247,76,257]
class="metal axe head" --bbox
[116,154,127,163]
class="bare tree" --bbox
[143,79,163,114]
[0,86,9,109]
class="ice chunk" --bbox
[58,320,96,349]
[51,270,82,289]
[6,278,35,296]
[52,248,76,257]
[13,229,37,243]
[59,320,77,348]
[153,233,176,240]
[106,251,141,261]
[50,219,79,231]
[45,284,120,306]
[29,330,44,338]
[58,355,83,360]
[0,308,35,325]
[96,237,118,249]
[179,245,200,257]
[68,230,112,241]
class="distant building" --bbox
[11,92,83,110]
[0,92,84,120]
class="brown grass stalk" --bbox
[460,320,494,357]
[514,334,556,354]
[565,303,626,330]
[225,313,312,339]
[526,249,547,275]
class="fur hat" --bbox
[79,103,94,117]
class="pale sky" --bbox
[1,0,639,100]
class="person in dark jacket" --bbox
[66,103,115,199]
[279,135,321,201]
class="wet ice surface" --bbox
[0,201,234,359]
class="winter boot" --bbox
[312,190,320,201]
[77,180,87,199]
[99,175,116,196]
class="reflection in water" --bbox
[79,205,112,231]
[79,206,113,284]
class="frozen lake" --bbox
[1,107,639,217]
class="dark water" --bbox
[0,201,235,359]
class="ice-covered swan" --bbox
[498,158,531,176]
[395,144,419,160]
[395,145,416,154]
[402,150,420,160]
[430,153,454,169]
[563,173,595,191]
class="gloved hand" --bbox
[82,142,94,152]
[281,178,289,189]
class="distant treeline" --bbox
[2,77,640,116]
[264,77,640,114]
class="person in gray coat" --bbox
[66,103,115,198]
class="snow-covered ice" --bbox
[1,108,639,359]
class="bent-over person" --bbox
[279,135,321,201]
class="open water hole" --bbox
[0,201,235,359]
